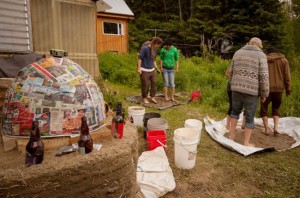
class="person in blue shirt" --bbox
[138,37,163,104]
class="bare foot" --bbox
[274,130,279,136]
[244,143,255,147]
[262,131,270,136]
[171,97,176,102]
[150,97,157,104]
[143,98,149,104]
[229,134,235,141]
[165,97,170,101]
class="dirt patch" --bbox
[224,127,296,150]
[126,92,190,110]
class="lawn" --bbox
[102,82,300,198]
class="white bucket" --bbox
[184,119,203,145]
[128,106,145,127]
[147,118,168,133]
[173,128,198,169]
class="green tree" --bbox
[125,0,288,56]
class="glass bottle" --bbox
[111,102,124,139]
[78,116,93,154]
[25,120,44,166]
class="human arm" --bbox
[160,59,163,72]
[175,48,179,72]
[258,56,269,98]
[137,59,142,75]
[283,58,292,96]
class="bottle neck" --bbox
[31,125,41,140]
[116,103,123,116]
[80,118,90,135]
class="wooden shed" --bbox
[96,0,134,54]
[0,0,100,77]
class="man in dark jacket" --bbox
[260,47,292,135]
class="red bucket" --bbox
[147,130,166,150]
[190,90,201,101]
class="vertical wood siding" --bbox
[30,0,99,77]
[96,16,129,54]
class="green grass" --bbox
[98,53,300,197]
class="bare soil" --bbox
[224,127,296,150]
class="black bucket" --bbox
[143,112,161,138]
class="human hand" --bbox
[137,67,142,75]
[260,97,266,103]
[156,68,161,74]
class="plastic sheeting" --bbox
[137,147,176,198]
[204,116,300,156]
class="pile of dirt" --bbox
[224,127,296,150]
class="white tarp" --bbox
[137,147,176,198]
[204,116,300,156]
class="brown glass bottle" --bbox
[25,120,44,166]
[111,102,124,139]
[78,116,93,154]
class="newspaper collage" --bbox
[2,57,106,136]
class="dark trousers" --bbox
[260,92,283,117]
[140,71,156,98]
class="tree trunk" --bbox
[178,0,182,21]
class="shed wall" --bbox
[96,15,129,54]
[0,0,33,53]
[30,0,99,77]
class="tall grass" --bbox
[99,52,300,117]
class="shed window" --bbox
[103,22,123,35]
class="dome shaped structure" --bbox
[2,57,106,137]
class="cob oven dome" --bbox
[2,57,106,137]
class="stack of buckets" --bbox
[173,119,202,169]
[146,116,168,150]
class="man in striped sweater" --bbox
[228,37,269,147]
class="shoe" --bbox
[143,98,149,104]
[274,130,279,136]
[150,97,157,104]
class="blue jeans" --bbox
[230,91,258,129]
[162,69,175,88]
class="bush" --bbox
[98,52,300,117]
